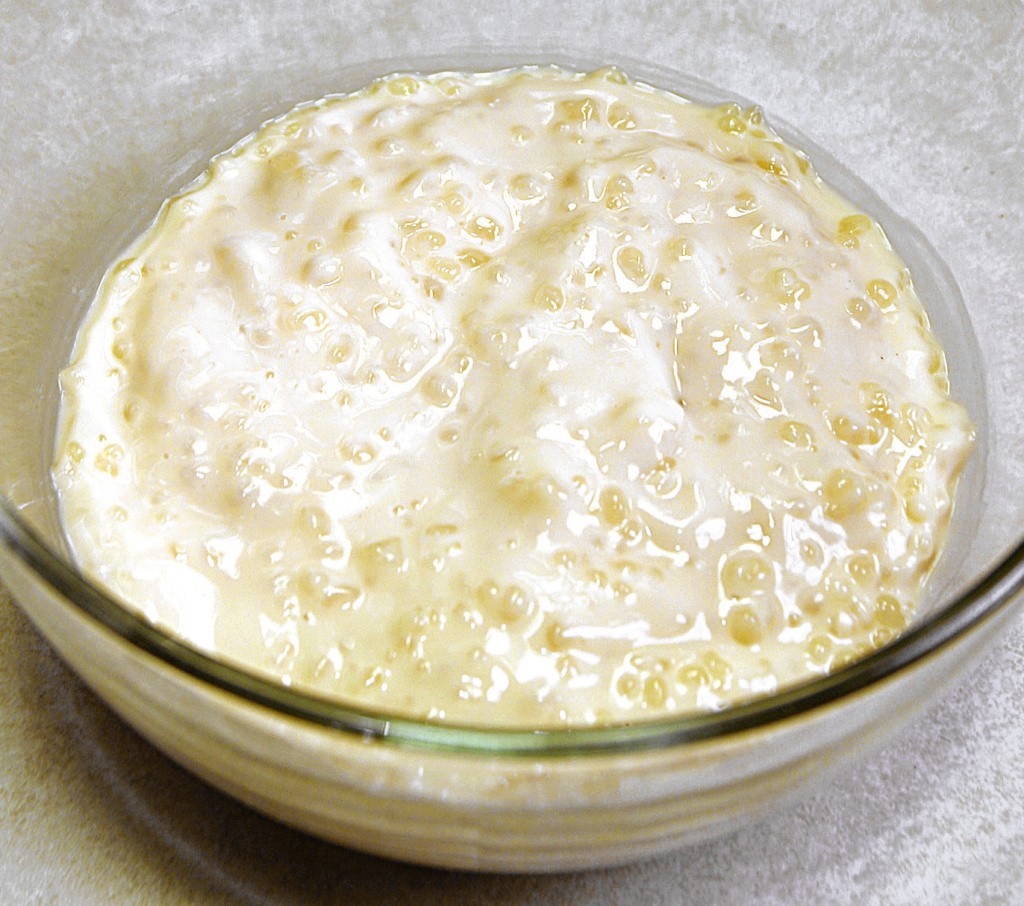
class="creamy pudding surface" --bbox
[53,67,974,726]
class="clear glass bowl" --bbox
[1,48,1022,872]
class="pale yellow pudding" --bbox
[53,66,973,727]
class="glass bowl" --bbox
[1,47,1022,872]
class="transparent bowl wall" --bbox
[1,45,1022,872]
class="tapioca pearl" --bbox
[404,228,446,256]
[846,295,876,326]
[533,284,566,312]
[109,332,136,364]
[426,256,461,283]
[612,669,642,707]
[337,438,378,466]
[826,410,885,448]
[508,123,535,145]
[106,257,147,300]
[701,650,735,695]
[605,101,637,131]
[844,551,879,587]
[837,213,873,249]
[820,469,870,520]
[302,252,343,286]
[768,267,810,307]
[438,189,468,219]
[553,95,599,127]
[371,133,408,157]
[786,314,824,350]
[381,326,440,384]
[421,371,458,408]
[720,549,774,599]
[640,459,692,506]
[874,594,906,630]
[61,440,87,473]
[419,277,446,302]
[351,537,407,588]
[492,584,536,626]
[778,420,816,451]
[723,189,760,221]
[494,472,563,524]
[663,235,694,263]
[397,216,431,239]
[616,517,646,547]
[906,527,936,571]
[94,443,125,476]
[293,504,334,541]
[755,151,792,183]
[602,174,633,211]
[265,149,312,185]
[462,214,502,244]
[716,103,747,136]
[898,473,934,523]
[745,368,783,412]
[822,599,859,641]
[674,660,711,699]
[455,248,490,271]
[283,305,330,334]
[794,532,819,569]
[725,603,764,646]
[860,382,899,428]
[597,486,631,528]
[805,634,832,669]
[417,524,463,574]
[612,245,650,292]
[893,402,931,446]
[241,323,278,349]
[755,336,801,378]
[613,661,671,711]
[867,278,898,311]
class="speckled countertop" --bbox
[1,1,1023,903]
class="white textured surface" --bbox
[1,0,1023,902]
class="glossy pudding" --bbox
[53,67,974,726]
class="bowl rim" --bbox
[5,48,1024,757]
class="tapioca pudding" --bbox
[53,66,974,727]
